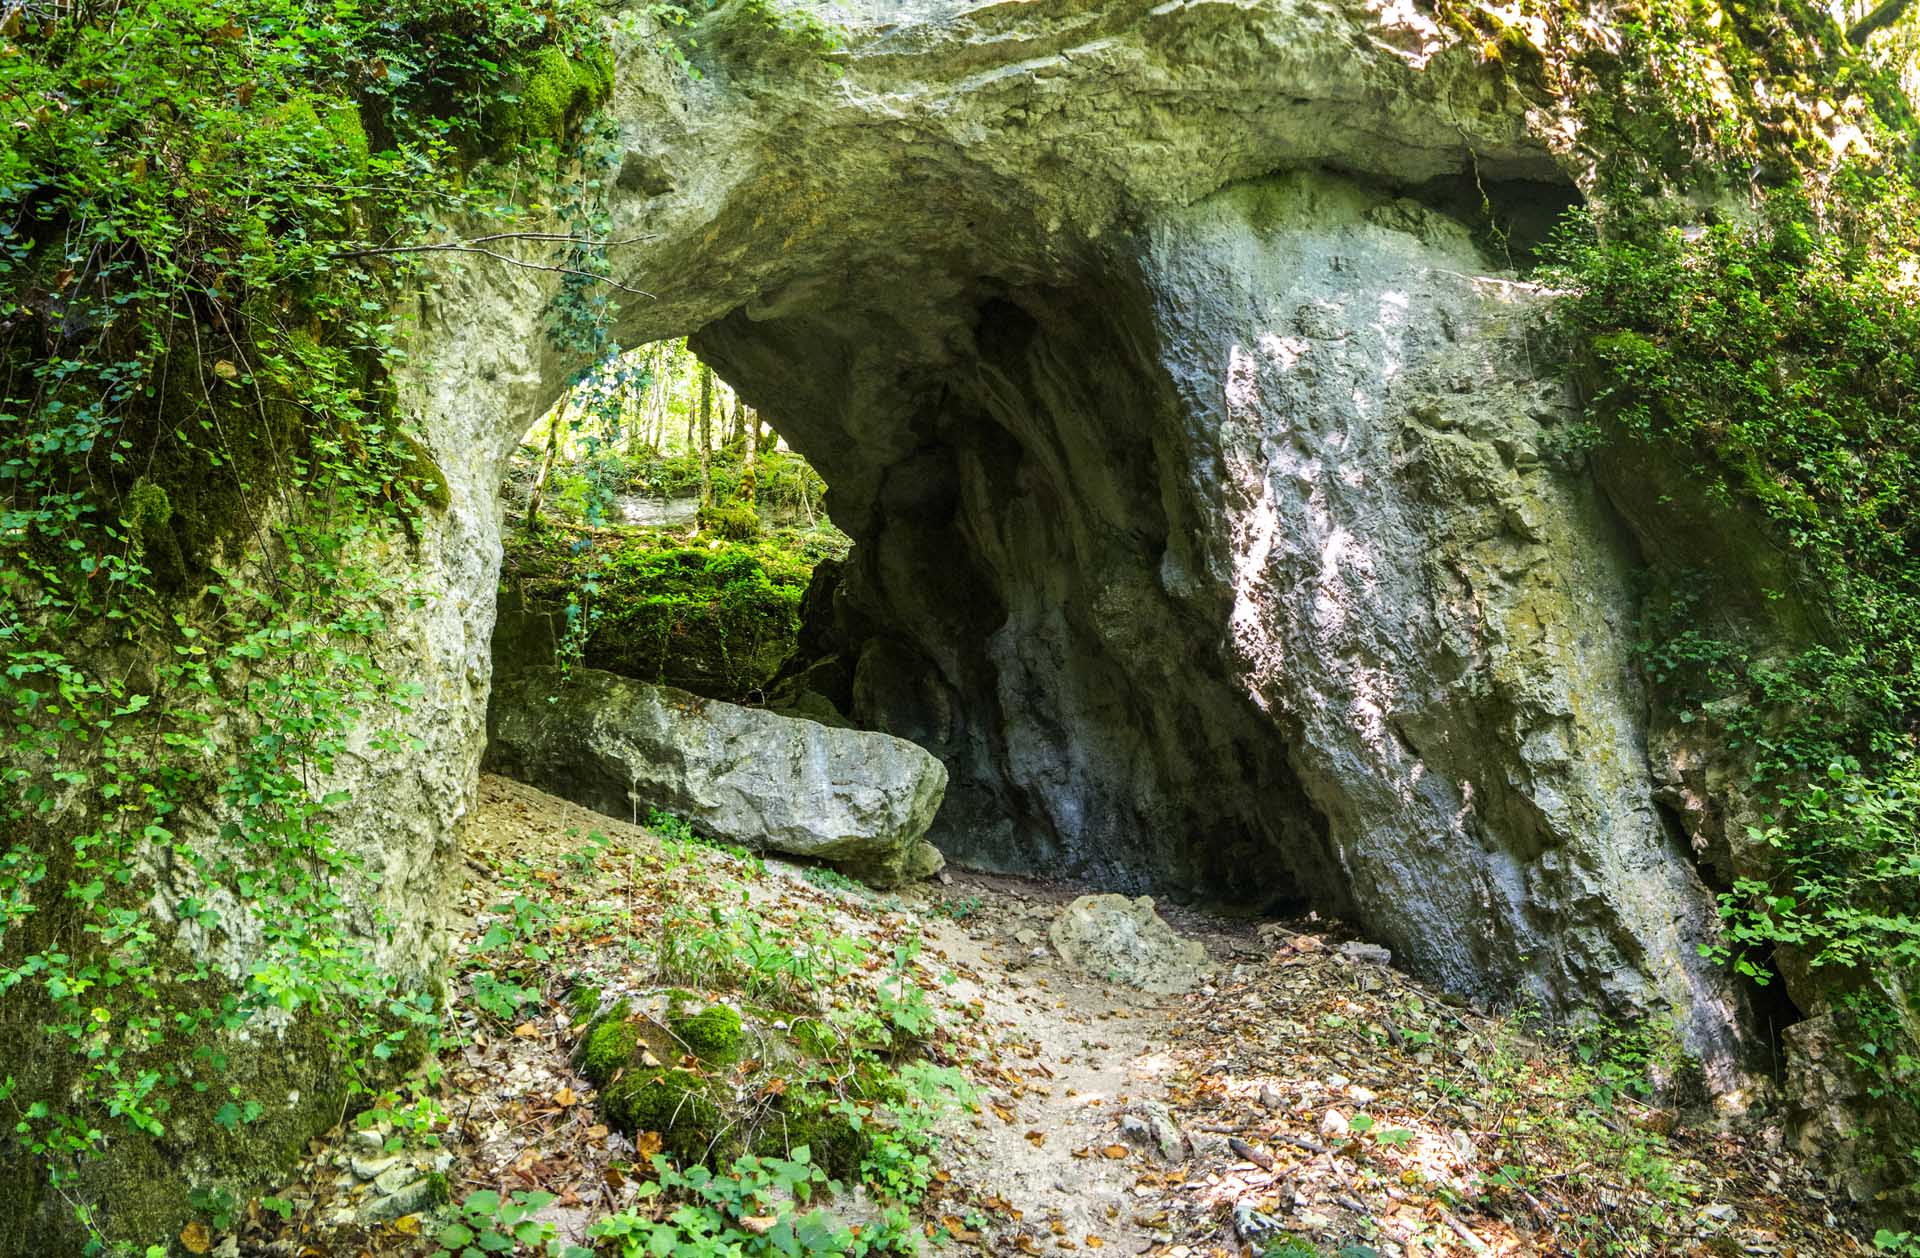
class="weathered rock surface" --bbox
[24,0,1897,1244]
[1049,895,1211,994]
[486,666,946,884]
[408,0,1759,1102]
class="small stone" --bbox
[1336,940,1392,966]
[358,1177,440,1225]
[351,1153,400,1182]
[1320,1109,1350,1139]
[350,1129,386,1153]
[1049,895,1212,994]
[1118,1101,1191,1163]
[1348,1085,1377,1104]
[1014,929,1041,947]
[374,1163,418,1195]
[1700,1203,1737,1223]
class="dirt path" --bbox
[239,776,1871,1258]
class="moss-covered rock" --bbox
[493,45,615,146]
[668,1003,744,1065]
[697,498,761,540]
[578,1001,642,1087]
[498,531,808,700]
[753,1088,867,1181]
[601,1068,727,1163]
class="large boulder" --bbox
[485,666,946,885]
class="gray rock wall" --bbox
[410,0,1755,1077]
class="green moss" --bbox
[390,428,450,513]
[787,1016,840,1058]
[496,45,614,146]
[123,476,173,547]
[753,1089,867,1181]
[578,1001,639,1087]
[501,530,810,700]
[668,1003,743,1065]
[567,983,602,1024]
[697,498,762,540]
[601,1068,727,1163]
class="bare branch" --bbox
[335,232,660,297]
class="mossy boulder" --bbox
[752,1088,867,1181]
[497,531,806,701]
[601,1068,729,1163]
[668,1003,744,1065]
[697,498,762,540]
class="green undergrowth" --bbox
[1542,96,1920,1229]
[0,0,615,1247]
[433,814,969,1258]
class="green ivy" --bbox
[0,0,610,1245]
[1548,176,1920,1201]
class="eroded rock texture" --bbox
[487,666,947,885]
[402,0,1761,1077]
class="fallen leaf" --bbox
[555,1086,577,1107]
[992,1104,1015,1124]
[740,1215,778,1235]
[633,1131,663,1158]
[180,1221,212,1254]
[1025,1130,1046,1147]
[212,360,238,380]
[512,1021,540,1038]
[1101,1145,1130,1160]
[1086,1238,1104,1249]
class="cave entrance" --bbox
[492,339,848,709]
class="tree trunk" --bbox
[523,413,564,534]
[741,406,757,505]
[697,361,714,507]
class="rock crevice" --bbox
[416,0,1757,1119]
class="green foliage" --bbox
[588,1150,857,1258]
[435,1188,591,1258]
[0,0,613,1242]
[1549,167,1920,1200]
[506,527,820,699]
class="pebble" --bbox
[358,1176,440,1224]
[351,1153,400,1182]
[374,1162,419,1195]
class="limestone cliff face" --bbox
[410,0,1754,1079]
[15,1,1883,1247]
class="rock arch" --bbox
[394,0,1760,1087]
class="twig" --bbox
[1434,1204,1490,1253]
[336,232,661,297]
